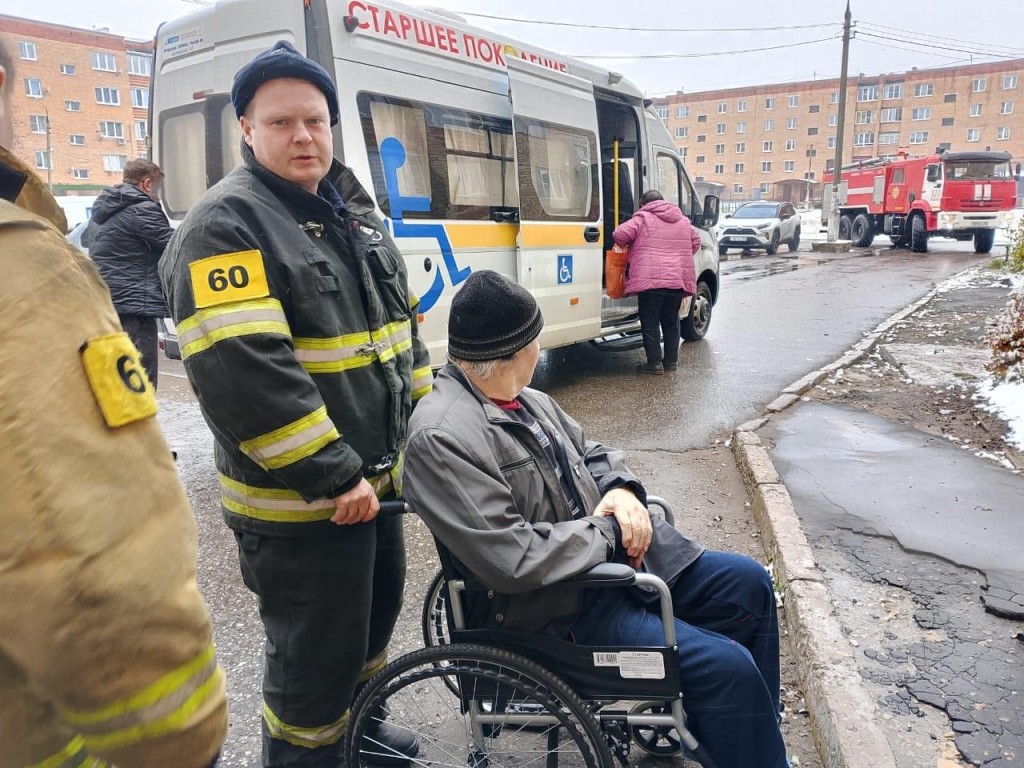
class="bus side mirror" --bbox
[698,195,720,228]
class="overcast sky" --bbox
[5,0,1023,95]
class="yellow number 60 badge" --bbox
[80,332,158,428]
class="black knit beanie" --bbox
[231,41,340,126]
[448,271,544,361]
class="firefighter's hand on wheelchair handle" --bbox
[330,478,380,525]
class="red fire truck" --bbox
[823,149,1016,254]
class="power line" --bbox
[857,31,1022,61]
[453,11,840,34]
[570,35,838,61]
[857,21,1024,57]
[855,36,971,64]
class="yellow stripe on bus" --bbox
[519,224,589,248]
[443,223,590,249]
[445,223,517,249]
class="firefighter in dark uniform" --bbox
[159,41,432,767]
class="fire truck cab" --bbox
[824,149,1015,254]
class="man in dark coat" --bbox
[89,159,172,388]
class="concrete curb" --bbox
[727,268,982,768]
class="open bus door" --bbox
[505,58,603,349]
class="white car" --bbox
[715,201,801,256]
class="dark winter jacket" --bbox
[613,199,700,295]
[160,142,433,536]
[90,183,172,317]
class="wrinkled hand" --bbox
[330,479,380,525]
[593,488,651,568]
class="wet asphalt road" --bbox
[155,240,989,765]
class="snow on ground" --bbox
[976,380,1024,451]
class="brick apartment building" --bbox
[654,58,1024,206]
[0,14,153,195]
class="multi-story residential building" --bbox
[1,14,153,195]
[655,58,1024,205]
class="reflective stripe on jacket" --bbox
[0,145,227,767]
[160,143,432,535]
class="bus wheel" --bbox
[910,215,929,254]
[974,229,995,254]
[681,281,713,341]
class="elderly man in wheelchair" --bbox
[348,270,788,768]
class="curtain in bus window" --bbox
[526,123,594,218]
[369,101,430,198]
[443,123,518,208]
[162,112,207,216]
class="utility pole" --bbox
[805,143,815,208]
[827,0,852,241]
[43,103,53,192]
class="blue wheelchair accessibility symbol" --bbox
[557,254,573,285]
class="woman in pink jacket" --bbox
[613,190,702,374]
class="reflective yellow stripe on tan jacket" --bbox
[27,736,109,768]
[58,643,223,753]
[219,454,403,524]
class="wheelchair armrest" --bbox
[568,562,636,587]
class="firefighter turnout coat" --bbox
[0,147,227,765]
[159,143,433,534]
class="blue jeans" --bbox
[571,551,787,768]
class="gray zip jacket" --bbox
[403,365,704,635]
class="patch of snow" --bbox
[975,379,1024,451]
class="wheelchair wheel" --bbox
[628,700,682,756]
[421,568,448,649]
[347,643,614,768]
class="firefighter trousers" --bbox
[234,508,406,767]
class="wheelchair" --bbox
[345,498,718,768]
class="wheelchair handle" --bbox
[378,499,411,516]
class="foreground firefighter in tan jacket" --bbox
[0,43,228,766]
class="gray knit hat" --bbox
[448,271,544,361]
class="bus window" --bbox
[360,93,518,221]
[369,100,431,198]
[161,110,207,218]
[221,103,243,177]
[655,153,692,214]
[516,119,598,221]
[656,154,681,207]
[444,124,518,209]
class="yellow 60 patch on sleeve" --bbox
[80,333,158,428]
[189,249,270,309]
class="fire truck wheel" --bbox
[973,229,995,254]
[766,231,780,256]
[910,215,929,254]
[838,215,853,241]
[851,214,874,248]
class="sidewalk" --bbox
[731,267,1023,768]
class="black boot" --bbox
[360,714,419,766]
